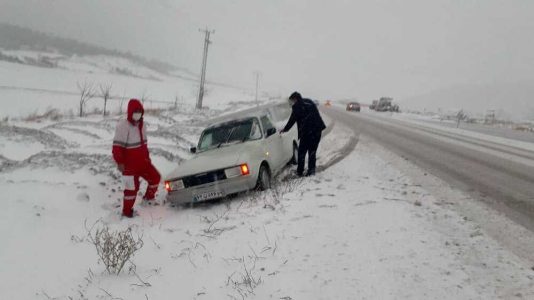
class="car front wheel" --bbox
[255,164,271,191]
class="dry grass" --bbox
[21,107,63,122]
[85,220,144,275]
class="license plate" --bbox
[194,191,224,202]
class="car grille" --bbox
[182,169,227,188]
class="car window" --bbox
[260,115,275,135]
[250,119,262,140]
[199,132,214,149]
[197,118,261,151]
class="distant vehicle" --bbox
[375,97,399,112]
[325,100,332,107]
[370,100,378,110]
[376,97,393,111]
[164,112,298,205]
[346,102,361,112]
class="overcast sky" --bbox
[1,0,533,102]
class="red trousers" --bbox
[122,162,161,216]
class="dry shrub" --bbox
[227,257,262,299]
[269,177,303,202]
[143,107,166,117]
[86,221,144,275]
[22,107,63,122]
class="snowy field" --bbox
[2,58,534,299]
[0,51,260,119]
[2,107,534,299]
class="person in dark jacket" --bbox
[280,91,326,176]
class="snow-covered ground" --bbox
[2,58,534,299]
[2,107,534,299]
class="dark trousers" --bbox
[297,133,322,175]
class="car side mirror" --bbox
[190,147,197,154]
[266,127,276,137]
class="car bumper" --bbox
[166,175,256,205]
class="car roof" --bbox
[206,112,268,129]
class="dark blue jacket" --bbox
[283,98,326,139]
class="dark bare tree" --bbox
[77,81,95,117]
[99,83,113,117]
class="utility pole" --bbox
[253,71,261,106]
[196,28,214,109]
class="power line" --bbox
[196,27,214,109]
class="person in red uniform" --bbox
[112,99,161,218]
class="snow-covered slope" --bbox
[0,51,260,119]
[0,49,164,80]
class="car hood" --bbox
[165,142,257,180]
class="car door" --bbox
[260,115,284,172]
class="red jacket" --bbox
[112,99,150,174]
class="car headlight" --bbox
[165,179,185,191]
[225,163,250,178]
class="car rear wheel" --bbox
[255,164,271,191]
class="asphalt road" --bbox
[323,107,534,231]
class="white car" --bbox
[164,107,298,205]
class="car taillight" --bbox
[240,164,250,175]
[225,164,250,178]
[165,179,185,191]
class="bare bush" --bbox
[173,95,186,112]
[143,107,166,117]
[21,107,62,122]
[77,81,96,117]
[99,83,113,117]
[117,91,127,115]
[200,208,236,238]
[43,107,62,121]
[226,257,262,299]
[85,221,144,275]
[250,177,304,210]
[90,106,104,115]
[270,177,302,201]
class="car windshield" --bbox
[197,118,261,152]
